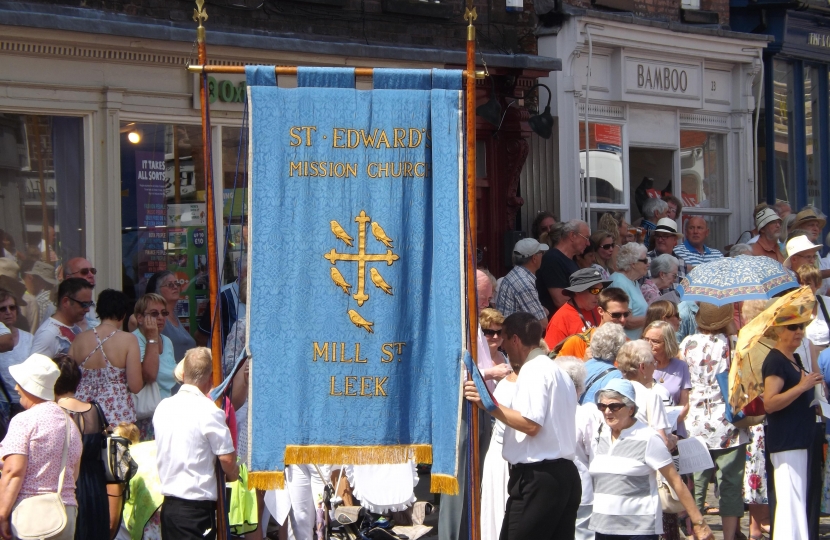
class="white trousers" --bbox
[285,464,331,540]
[771,449,809,540]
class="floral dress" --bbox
[679,333,748,450]
[744,424,767,504]
[75,328,135,425]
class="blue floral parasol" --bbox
[677,255,799,307]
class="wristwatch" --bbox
[147,339,157,344]
[693,518,706,527]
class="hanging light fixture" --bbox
[128,131,141,144]
[476,76,502,127]
[525,83,554,139]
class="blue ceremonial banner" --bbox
[245,67,466,494]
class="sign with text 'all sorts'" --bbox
[245,67,465,494]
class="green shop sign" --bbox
[207,77,247,104]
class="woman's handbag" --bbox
[656,471,685,514]
[131,381,161,420]
[93,403,138,485]
[10,412,70,539]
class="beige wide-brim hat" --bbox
[9,353,60,401]
[696,302,734,333]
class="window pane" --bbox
[0,114,85,333]
[120,122,206,334]
[773,59,796,207]
[683,214,730,254]
[680,131,727,209]
[806,66,821,208]
[579,122,624,205]
[222,126,247,285]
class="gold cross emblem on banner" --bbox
[325,210,399,308]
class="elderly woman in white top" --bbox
[610,243,649,339]
[555,356,600,540]
[588,378,713,540]
[641,254,681,305]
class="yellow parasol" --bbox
[728,286,816,411]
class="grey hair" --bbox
[650,253,679,277]
[729,243,752,257]
[555,356,587,395]
[596,389,638,414]
[616,242,647,272]
[512,252,533,266]
[616,340,655,378]
[590,322,627,361]
[643,198,669,220]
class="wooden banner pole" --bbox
[193,2,229,540]
[464,4,481,540]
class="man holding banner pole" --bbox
[465,312,581,540]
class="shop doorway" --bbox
[628,148,674,224]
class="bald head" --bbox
[65,257,95,286]
[183,347,213,388]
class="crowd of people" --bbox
[460,199,830,540]
[0,197,830,540]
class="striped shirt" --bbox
[495,265,546,320]
[589,420,672,536]
[672,239,722,269]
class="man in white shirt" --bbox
[30,278,91,358]
[153,347,237,540]
[62,257,100,330]
[465,312,581,540]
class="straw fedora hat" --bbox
[696,302,734,333]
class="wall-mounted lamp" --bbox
[526,83,553,139]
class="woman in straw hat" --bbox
[762,291,824,540]
[679,302,748,540]
[0,353,83,540]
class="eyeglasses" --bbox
[0,305,17,313]
[597,402,627,413]
[144,310,170,318]
[588,286,603,295]
[66,267,97,277]
[482,328,501,337]
[644,337,663,346]
[160,281,179,289]
[663,272,679,280]
[68,297,95,310]
[599,243,614,250]
[638,258,649,264]
[785,323,806,331]
[576,232,591,243]
[608,311,631,319]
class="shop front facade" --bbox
[731,7,830,217]
[535,13,768,251]
[0,5,557,329]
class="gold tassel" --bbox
[247,471,285,490]
[284,444,432,465]
[430,474,459,495]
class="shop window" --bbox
[805,65,821,208]
[683,213,730,256]
[680,131,726,210]
[0,113,85,276]
[221,126,248,285]
[773,60,797,207]
[120,122,207,333]
[579,121,624,206]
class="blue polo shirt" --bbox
[673,239,723,269]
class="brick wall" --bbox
[24,0,538,55]
[560,0,730,26]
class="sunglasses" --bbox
[785,323,806,331]
[0,305,17,313]
[482,328,501,337]
[144,310,170,318]
[608,311,631,319]
[638,258,649,264]
[599,243,614,250]
[68,297,95,310]
[588,286,603,295]
[597,402,627,413]
[67,267,97,277]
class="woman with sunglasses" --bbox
[0,289,32,418]
[763,313,825,540]
[128,271,196,365]
[72,289,144,426]
[590,231,617,280]
[588,378,713,540]
[480,307,520,540]
[131,293,177,440]
[610,243,649,340]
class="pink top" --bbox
[0,402,82,506]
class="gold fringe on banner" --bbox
[430,474,459,495]
[247,471,285,491]
[284,444,433,465]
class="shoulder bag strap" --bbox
[818,296,830,327]
[56,412,70,495]
[581,367,618,403]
